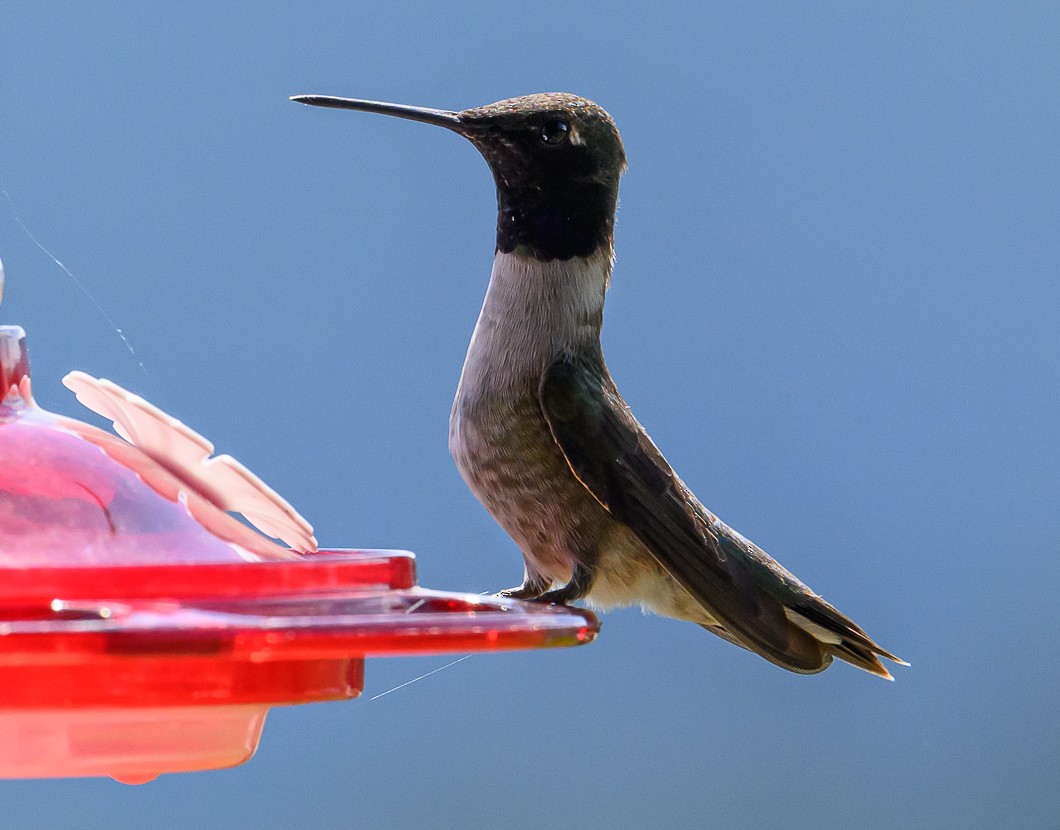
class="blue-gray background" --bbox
[2,3,1057,828]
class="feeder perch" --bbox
[0,319,598,783]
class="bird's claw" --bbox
[497,575,551,601]
[533,587,576,606]
[497,585,540,600]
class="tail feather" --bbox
[699,518,905,679]
[784,599,907,680]
[699,599,905,679]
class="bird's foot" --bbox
[497,574,551,601]
[498,584,543,600]
[531,564,594,606]
[534,587,577,606]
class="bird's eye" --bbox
[539,119,570,145]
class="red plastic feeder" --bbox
[0,323,598,783]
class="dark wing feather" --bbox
[539,354,827,673]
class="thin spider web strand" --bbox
[368,655,475,701]
[0,176,156,392]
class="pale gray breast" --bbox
[448,249,614,577]
[449,248,610,486]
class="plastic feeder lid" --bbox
[0,324,598,783]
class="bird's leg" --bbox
[535,562,595,606]
[498,569,552,600]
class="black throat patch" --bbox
[495,180,617,261]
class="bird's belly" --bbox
[450,390,605,584]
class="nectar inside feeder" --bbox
[0,313,598,784]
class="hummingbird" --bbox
[292,92,905,679]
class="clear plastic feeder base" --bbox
[0,705,269,784]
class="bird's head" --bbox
[292,92,626,261]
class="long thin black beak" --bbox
[290,95,463,131]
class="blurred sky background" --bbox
[1,2,1058,828]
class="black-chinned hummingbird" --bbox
[292,91,905,678]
